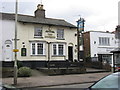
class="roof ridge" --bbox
[45,17,65,21]
[1,12,76,28]
[0,12,66,21]
[0,12,34,17]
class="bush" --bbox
[18,67,32,77]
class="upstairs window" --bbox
[99,37,110,46]
[34,27,42,37]
[57,29,64,39]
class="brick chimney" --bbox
[34,4,45,18]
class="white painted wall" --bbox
[118,1,120,25]
[1,18,77,62]
[0,19,2,61]
[17,22,77,61]
[2,19,15,61]
[90,31,118,58]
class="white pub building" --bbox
[0,4,78,67]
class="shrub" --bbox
[18,67,32,77]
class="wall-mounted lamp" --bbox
[75,33,77,36]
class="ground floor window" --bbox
[114,53,120,64]
[52,43,65,56]
[31,42,45,55]
[102,54,112,64]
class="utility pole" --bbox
[13,0,18,85]
[77,20,80,61]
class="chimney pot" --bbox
[37,4,44,10]
[35,4,45,18]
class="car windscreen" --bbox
[91,73,120,89]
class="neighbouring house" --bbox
[0,13,15,62]
[0,15,2,62]
[83,31,118,66]
[111,25,120,66]
[1,4,78,68]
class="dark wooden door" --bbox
[68,46,73,62]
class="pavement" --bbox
[1,68,111,89]
[86,68,110,73]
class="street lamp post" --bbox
[14,0,18,85]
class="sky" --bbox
[0,0,120,32]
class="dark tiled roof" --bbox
[1,12,76,28]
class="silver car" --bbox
[87,72,120,90]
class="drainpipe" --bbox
[47,42,51,69]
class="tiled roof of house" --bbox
[1,12,76,28]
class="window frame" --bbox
[34,27,43,37]
[58,44,64,55]
[52,43,65,56]
[53,44,57,55]
[99,37,110,46]
[31,42,45,56]
[57,29,64,39]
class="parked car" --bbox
[115,65,120,72]
[86,72,120,90]
[0,83,20,90]
[0,84,7,90]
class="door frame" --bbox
[4,40,13,61]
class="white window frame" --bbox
[31,42,45,55]
[57,29,64,39]
[52,43,65,56]
[34,27,43,37]
[102,55,112,64]
[53,44,57,55]
[99,37,110,46]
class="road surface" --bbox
[22,83,93,90]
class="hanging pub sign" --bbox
[77,18,85,32]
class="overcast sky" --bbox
[1,0,119,32]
